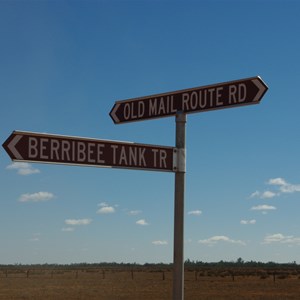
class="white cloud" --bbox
[152,240,168,245]
[268,177,300,194]
[268,178,287,186]
[127,210,142,216]
[263,233,300,245]
[198,235,246,246]
[240,219,256,225]
[261,191,277,199]
[97,202,116,214]
[6,162,40,175]
[136,219,149,226]
[29,237,39,242]
[249,190,276,199]
[62,227,75,232]
[19,192,54,203]
[251,204,276,211]
[249,177,300,201]
[263,233,286,243]
[249,191,260,198]
[97,206,115,214]
[65,219,92,226]
[28,233,41,242]
[188,210,202,216]
[280,183,300,194]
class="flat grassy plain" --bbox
[1,267,300,299]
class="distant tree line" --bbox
[0,258,299,270]
[184,257,298,269]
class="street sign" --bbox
[110,76,268,124]
[2,131,176,172]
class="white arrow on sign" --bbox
[7,134,23,160]
[110,103,120,123]
[252,78,266,102]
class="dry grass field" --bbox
[1,267,300,299]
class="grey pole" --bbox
[173,112,186,300]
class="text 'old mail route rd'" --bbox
[3,131,176,172]
[110,76,268,124]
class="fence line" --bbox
[1,268,299,282]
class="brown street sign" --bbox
[2,131,176,172]
[110,76,268,124]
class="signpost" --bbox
[3,76,268,300]
[2,131,176,172]
[110,76,268,124]
[110,76,268,300]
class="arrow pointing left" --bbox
[3,132,23,160]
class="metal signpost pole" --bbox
[173,112,186,300]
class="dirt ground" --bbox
[1,268,300,299]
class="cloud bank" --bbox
[136,219,149,226]
[19,192,54,202]
[199,235,246,246]
[65,219,92,226]
[97,202,116,214]
[6,162,40,175]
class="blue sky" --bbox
[1,0,300,264]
